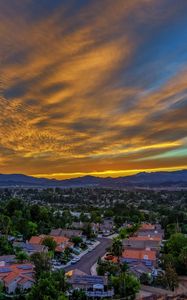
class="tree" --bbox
[0,282,4,300]
[97,260,119,276]
[140,273,152,285]
[0,215,11,235]
[112,273,140,299]
[58,295,68,300]
[42,236,57,252]
[0,237,13,255]
[165,264,179,291]
[71,236,83,247]
[27,271,68,300]
[83,223,94,239]
[164,233,187,274]
[166,233,187,257]
[111,237,123,262]
[179,246,187,268]
[71,289,87,300]
[30,252,51,279]
[27,277,59,300]
[26,221,38,239]
[16,251,29,263]
[52,269,69,292]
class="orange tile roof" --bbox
[29,235,70,246]
[4,272,20,285]
[52,236,69,244]
[0,264,34,285]
[123,249,156,261]
[18,275,35,284]
[29,236,43,244]
[140,224,155,230]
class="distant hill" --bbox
[0,170,187,188]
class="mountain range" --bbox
[0,170,187,188]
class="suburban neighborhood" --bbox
[0,188,187,299]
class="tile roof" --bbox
[52,236,69,244]
[29,235,69,245]
[140,224,155,230]
[29,236,43,244]
[0,264,35,286]
[122,249,156,261]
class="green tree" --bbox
[83,223,94,239]
[28,271,68,300]
[112,273,140,299]
[0,282,4,300]
[42,236,57,252]
[30,252,51,279]
[97,260,119,276]
[111,237,123,262]
[16,251,29,263]
[52,269,69,292]
[71,236,83,247]
[27,277,59,300]
[26,221,38,239]
[0,215,11,235]
[0,237,13,255]
[179,246,187,269]
[165,264,179,291]
[140,273,152,285]
[166,233,187,257]
[71,289,87,300]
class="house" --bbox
[123,236,161,251]
[137,224,164,239]
[127,261,153,278]
[0,255,16,265]
[71,221,84,229]
[99,218,114,236]
[29,236,43,245]
[140,224,155,231]
[50,228,83,238]
[122,249,156,267]
[29,235,73,253]
[0,263,35,294]
[67,270,114,298]
[13,242,48,255]
[71,222,100,235]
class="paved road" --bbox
[64,238,112,275]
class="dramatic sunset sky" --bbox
[1,0,187,179]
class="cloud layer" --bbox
[0,0,187,178]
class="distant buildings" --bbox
[50,228,83,238]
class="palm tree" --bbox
[111,237,123,262]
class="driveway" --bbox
[64,237,112,274]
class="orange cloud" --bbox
[0,0,187,178]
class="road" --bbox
[64,238,112,275]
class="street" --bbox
[64,238,112,274]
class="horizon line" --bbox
[30,165,187,180]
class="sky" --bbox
[0,0,187,179]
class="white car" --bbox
[71,257,80,264]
